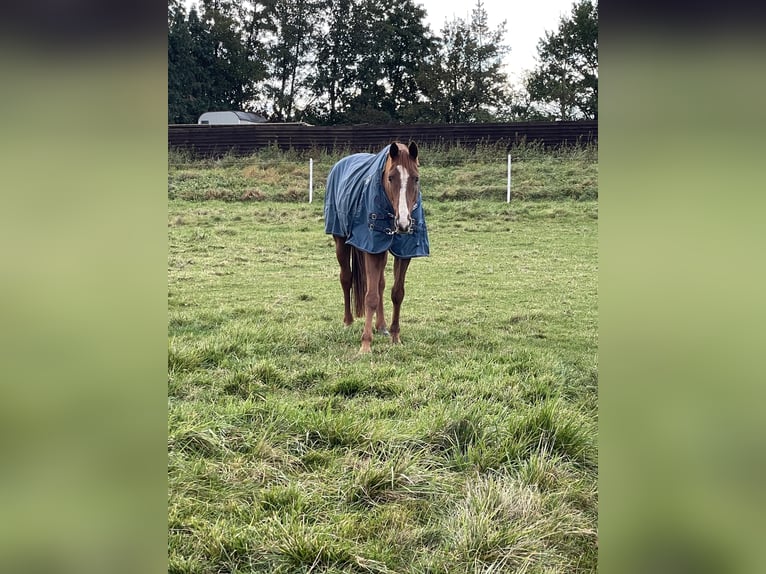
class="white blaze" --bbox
[396,165,410,230]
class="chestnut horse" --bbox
[324,142,430,353]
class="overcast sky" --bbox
[416,0,577,87]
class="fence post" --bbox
[309,158,314,203]
[506,154,511,203]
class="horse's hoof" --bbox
[376,328,390,337]
[359,344,371,354]
[391,334,401,344]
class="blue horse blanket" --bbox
[324,147,430,258]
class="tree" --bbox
[425,0,509,123]
[349,0,436,123]
[197,0,266,110]
[169,0,516,125]
[265,0,320,121]
[167,0,272,124]
[309,0,364,123]
[493,84,551,122]
[525,0,598,120]
[168,1,199,123]
[306,0,435,125]
[467,0,510,119]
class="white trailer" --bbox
[197,111,266,125]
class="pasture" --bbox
[168,145,598,573]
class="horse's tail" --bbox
[350,246,366,318]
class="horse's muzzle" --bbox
[395,216,413,234]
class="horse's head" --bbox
[382,142,420,234]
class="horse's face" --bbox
[382,142,420,234]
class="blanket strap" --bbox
[368,212,422,235]
[368,212,396,235]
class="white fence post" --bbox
[506,154,511,203]
[309,158,314,203]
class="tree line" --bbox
[168,0,597,125]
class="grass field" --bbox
[168,145,598,573]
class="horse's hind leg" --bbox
[390,257,411,344]
[334,236,353,326]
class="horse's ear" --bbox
[389,143,399,159]
[408,141,418,161]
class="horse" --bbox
[324,142,430,353]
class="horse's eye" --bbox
[414,177,419,183]
[388,176,393,182]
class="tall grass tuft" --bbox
[446,474,549,570]
[505,399,596,468]
[265,517,354,571]
[346,452,434,506]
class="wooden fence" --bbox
[168,120,597,156]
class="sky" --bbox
[416,0,578,87]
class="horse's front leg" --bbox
[361,252,387,353]
[375,251,389,336]
[390,257,411,344]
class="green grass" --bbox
[168,142,598,203]
[168,146,597,573]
